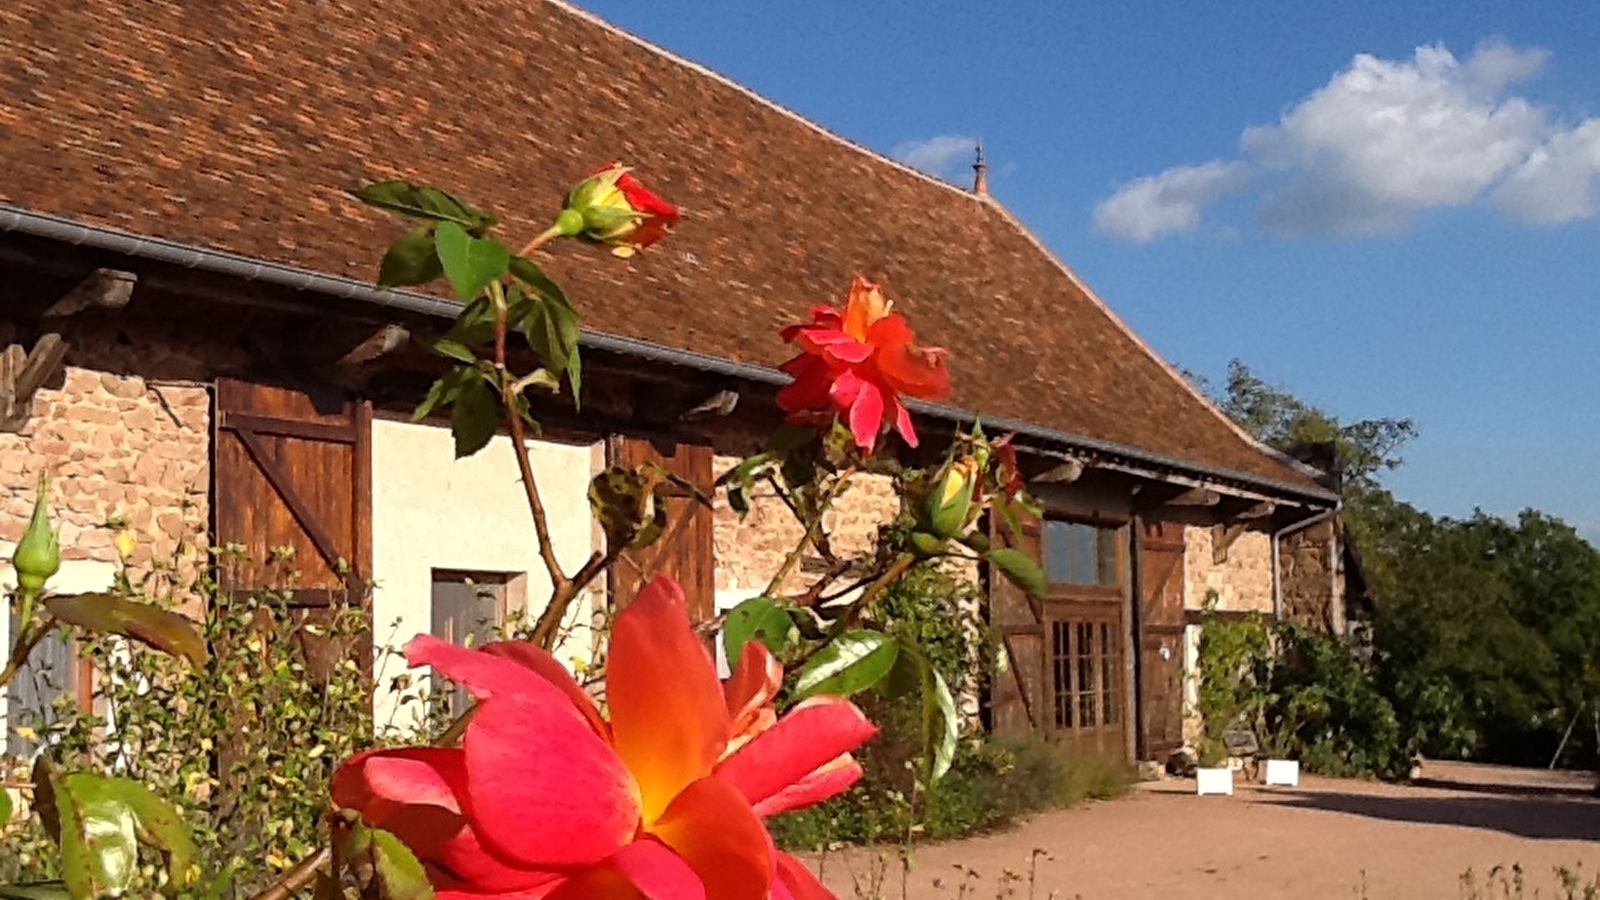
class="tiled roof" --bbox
[0,0,1322,493]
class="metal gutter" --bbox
[0,204,1339,506]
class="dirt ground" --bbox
[812,761,1600,900]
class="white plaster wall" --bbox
[369,417,601,730]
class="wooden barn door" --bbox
[1137,518,1187,759]
[987,510,1045,736]
[213,378,372,673]
[606,434,713,621]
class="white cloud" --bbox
[1096,41,1600,240]
[1493,119,1600,224]
[1092,161,1250,242]
[893,134,979,182]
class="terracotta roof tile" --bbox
[0,0,1321,492]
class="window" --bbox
[1049,615,1121,732]
[1043,520,1120,586]
[6,610,74,758]
[430,572,511,717]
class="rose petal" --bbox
[891,396,919,449]
[406,634,551,701]
[608,575,730,823]
[725,642,782,728]
[715,696,876,810]
[331,748,466,861]
[537,840,704,900]
[841,377,885,453]
[651,776,772,900]
[481,640,609,739]
[775,852,838,900]
[463,694,641,866]
[751,754,863,818]
[610,839,706,900]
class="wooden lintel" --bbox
[678,389,740,421]
[1167,486,1221,507]
[1034,458,1084,484]
[0,333,69,432]
[1212,521,1247,564]
[336,323,410,370]
[42,269,138,319]
[1236,500,1277,520]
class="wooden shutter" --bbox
[5,606,74,757]
[986,508,1045,736]
[606,434,713,620]
[213,378,372,676]
[1136,518,1187,759]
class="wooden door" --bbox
[213,378,372,673]
[606,434,713,621]
[1137,518,1187,759]
[986,510,1045,736]
[1047,603,1126,760]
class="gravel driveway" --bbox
[812,761,1600,899]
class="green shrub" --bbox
[2,549,375,897]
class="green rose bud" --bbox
[923,457,979,540]
[13,476,61,597]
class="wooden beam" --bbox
[1034,458,1084,484]
[0,333,69,432]
[42,269,137,318]
[336,323,410,370]
[1212,522,1247,565]
[1167,487,1221,507]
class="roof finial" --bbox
[972,140,988,196]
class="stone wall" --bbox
[1183,524,1273,613]
[0,353,210,581]
[711,455,901,601]
[1280,519,1340,633]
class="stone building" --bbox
[0,0,1349,764]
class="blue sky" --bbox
[576,1,1600,542]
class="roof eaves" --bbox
[0,203,1337,506]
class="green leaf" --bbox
[350,181,496,230]
[428,337,477,365]
[987,547,1048,599]
[0,883,70,899]
[792,630,899,698]
[376,225,443,289]
[508,256,569,306]
[588,468,664,551]
[926,670,960,781]
[55,776,139,899]
[442,295,497,347]
[413,365,481,422]
[344,822,435,900]
[721,597,795,667]
[0,789,10,830]
[521,294,582,393]
[434,222,510,302]
[451,377,499,459]
[63,775,197,895]
[45,593,207,666]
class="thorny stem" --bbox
[787,551,916,672]
[762,468,855,600]
[251,846,331,900]
[489,279,573,634]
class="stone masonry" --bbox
[1183,525,1273,613]
[0,325,212,587]
[712,456,903,598]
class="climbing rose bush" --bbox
[776,275,950,452]
[332,575,875,899]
